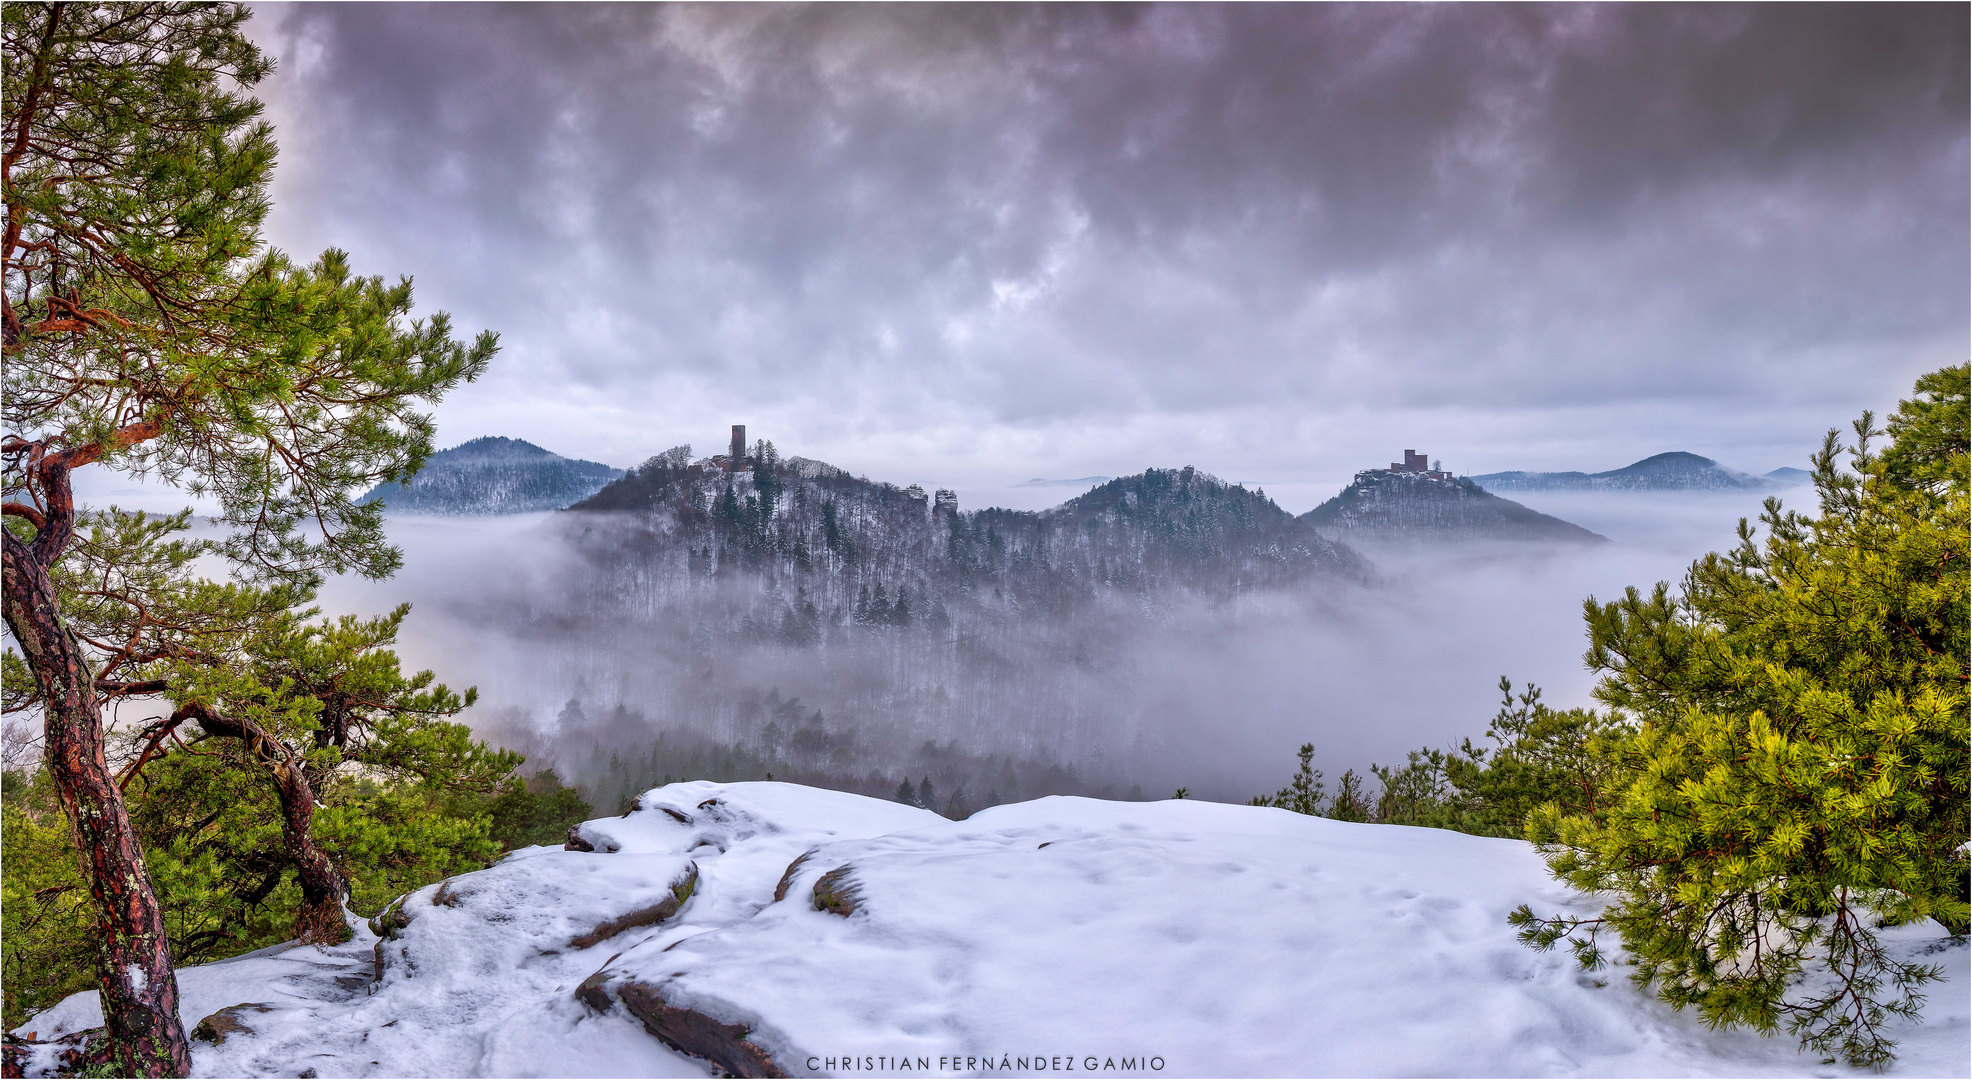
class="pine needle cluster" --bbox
[1512,365,1969,1069]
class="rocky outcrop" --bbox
[811,865,862,917]
[772,851,816,902]
[617,981,788,1079]
[576,974,788,1079]
[190,1004,272,1046]
[565,822,624,852]
[2,1029,102,1077]
[568,863,698,949]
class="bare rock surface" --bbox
[190,1004,273,1045]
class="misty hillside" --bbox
[1301,470,1605,543]
[568,445,1364,607]
[456,445,1367,812]
[1469,451,1774,492]
[358,437,622,514]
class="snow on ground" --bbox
[13,782,1968,1078]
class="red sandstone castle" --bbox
[1387,449,1450,480]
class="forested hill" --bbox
[492,447,1366,810]
[359,436,621,514]
[1470,451,1775,492]
[566,446,1366,620]
[1301,470,1605,543]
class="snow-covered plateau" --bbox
[12,782,1967,1078]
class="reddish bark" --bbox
[1,455,190,1078]
[181,704,350,945]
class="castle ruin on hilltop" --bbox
[1385,449,1451,481]
[701,424,957,517]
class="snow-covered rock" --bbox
[12,783,1967,1078]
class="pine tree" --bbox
[1251,743,1326,815]
[2,6,493,1072]
[918,776,937,811]
[1513,365,1970,1069]
[1327,769,1373,822]
[895,777,916,806]
[1,514,514,1031]
[823,500,846,559]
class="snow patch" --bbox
[14,783,1966,1078]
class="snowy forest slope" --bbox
[462,449,1369,810]
[1301,471,1606,543]
[358,437,622,514]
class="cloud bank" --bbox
[245,3,1965,498]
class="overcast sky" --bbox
[240,3,1967,511]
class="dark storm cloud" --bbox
[247,3,1966,491]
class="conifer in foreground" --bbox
[1512,365,1970,1069]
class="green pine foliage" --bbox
[1,506,577,1029]
[1326,769,1375,823]
[1,769,97,1032]
[486,772,595,851]
[1246,368,1965,1065]
[5,5,497,1067]
[1395,678,1627,838]
[2,697,581,1031]
[4,3,497,586]
[1,749,536,1030]
[1251,680,1623,834]
[1512,364,1970,1069]
[1251,743,1327,814]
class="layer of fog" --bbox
[309,481,1807,804]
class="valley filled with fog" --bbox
[312,475,1811,809]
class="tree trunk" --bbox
[1,461,190,1078]
[186,706,351,945]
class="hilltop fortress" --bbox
[1384,449,1452,481]
[1301,449,1604,544]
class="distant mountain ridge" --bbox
[1302,471,1605,544]
[1016,476,1113,489]
[359,436,622,514]
[1470,452,1781,493]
